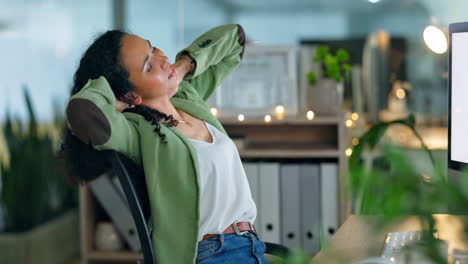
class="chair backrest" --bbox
[109,151,155,264]
[109,150,291,262]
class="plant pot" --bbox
[0,209,79,264]
[308,78,344,116]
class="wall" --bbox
[0,0,112,122]
[0,0,464,122]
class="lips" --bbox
[168,66,176,79]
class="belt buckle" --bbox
[232,222,249,236]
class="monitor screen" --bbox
[450,32,468,164]
[449,22,468,175]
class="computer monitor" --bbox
[448,22,468,182]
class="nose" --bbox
[162,61,170,70]
[154,56,170,70]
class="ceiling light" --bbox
[423,25,448,54]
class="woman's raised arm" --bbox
[175,24,246,101]
[66,76,141,164]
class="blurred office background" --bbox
[0,0,467,263]
[0,0,465,122]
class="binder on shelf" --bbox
[243,162,261,233]
[258,162,281,243]
[300,163,321,254]
[320,162,339,244]
[89,173,141,252]
[111,174,127,203]
[280,164,301,249]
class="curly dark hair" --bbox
[58,30,179,185]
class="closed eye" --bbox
[146,47,157,72]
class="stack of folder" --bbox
[243,161,339,255]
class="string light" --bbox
[351,113,359,121]
[345,148,353,157]
[352,138,359,146]
[264,115,272,123]
[275,105,285,113]
[210,107,218,117]
[306,111,315,120]
[346,120,353,127]
[274,105,285,120]
[238,114,245,122]
[396,88,406,99]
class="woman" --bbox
[60,24,269,264]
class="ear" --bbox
[123,92,142,105]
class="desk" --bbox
[312,215,468,263]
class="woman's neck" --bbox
[140,96,183,121]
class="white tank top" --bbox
[188,120,257,242]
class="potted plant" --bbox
[306,45,352,116]
[0,86,79,264]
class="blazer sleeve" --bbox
[65,76,141,164]
[175,24,246,101]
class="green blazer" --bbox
[66,24,245,263]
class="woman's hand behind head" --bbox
[172,54,195,86]
[116,99,133,112]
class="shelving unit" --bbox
[219,114,349,225]
[79,186,142,264]
[79,113,350,263]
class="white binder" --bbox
[243,162,261,234]
[280,164,301,249]
[112,174,127,203]
[320,163,339,243]
[300,163,321,254]
[89,173,141,251]
[258,162,281,243]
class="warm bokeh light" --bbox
[345,148,353,157]
[345,120,353,127]
[423,25,448,54]
[274,105,285,120]
[275,105,285,114]
[351,112,359,121]
[210,107,218,117]
[306,110,315,120]
[238,114,245,121]
[264,115,272,123]
[396,88,406,99]
[352,138,359,146]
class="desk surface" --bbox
[312,215,468,264]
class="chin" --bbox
[169,86,179,98]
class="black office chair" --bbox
[109,151,291,264]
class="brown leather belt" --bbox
[202,222,256,240]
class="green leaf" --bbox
[306,72,317,85]
[343,63,352,72]
[336,48,350,62]
[23,85,37,138]
[323,54,337,66]
[315,45,330,61]
[365,123,389,148]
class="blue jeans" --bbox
[196,231,269,264]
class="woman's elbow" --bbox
[66,98,111,146]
